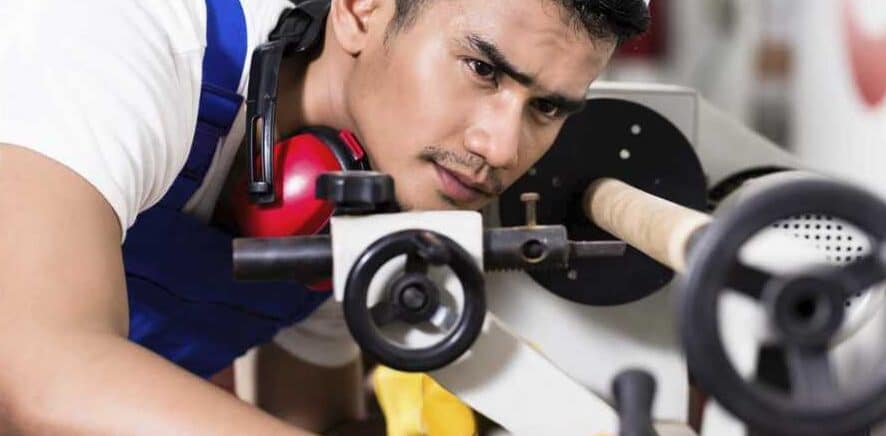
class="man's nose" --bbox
[463,104,522,170]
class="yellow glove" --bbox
[373,366,477,436]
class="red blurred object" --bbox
[843,0,886,108]
[616,0,668,59]
[232,133,340,238]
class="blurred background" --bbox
[605,0,886,198]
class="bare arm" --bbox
[0,144,316,435]
[254,343,366,433]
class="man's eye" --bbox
[532,99,561,118]
[467,59,497,82]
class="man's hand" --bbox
[0,144,315,435]
[254,342,366,433]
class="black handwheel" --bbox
[679,178,886,436]
[343,229,486,372]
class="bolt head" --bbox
[520,192,540,203]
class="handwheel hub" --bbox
[764,275,846,346]
[390,273,440,324]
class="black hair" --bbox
[387,0,650,45]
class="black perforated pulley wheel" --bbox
[679,178,886,436]
[343,230,486,372]
[499,98,707,305]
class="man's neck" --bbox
[276,47,351,137]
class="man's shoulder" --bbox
[0,0,219,233]
[240,0,296,48]
[140,0,289,55]
[65,0,293,56]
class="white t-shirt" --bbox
[0,0,358,368]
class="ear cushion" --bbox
[232,127,367,238]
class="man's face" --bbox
[344,0,616,211]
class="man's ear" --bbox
[329,0,384,55]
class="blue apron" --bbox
[122,0,328,378]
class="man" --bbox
[0,0,648,434]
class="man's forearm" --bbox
[1,329,315,436]
[0,145,315,436]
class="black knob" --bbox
[316,171,396,214]
[612,369,658,436]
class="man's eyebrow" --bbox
[466,34,534,86]
[464,34,588,114]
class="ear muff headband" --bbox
[245,0,332,204]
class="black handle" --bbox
[233,235,331,283]
[613,369,658,436]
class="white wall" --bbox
[792,0,886,200]
[790,1,886,434]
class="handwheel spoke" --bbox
[841,256,885,296]
[786,345,839,405]
[727,262,772,300]
[370,302,402,327]
[405,254,429,274]
[414,231,451,265]
[427,306,458,332]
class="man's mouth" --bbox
[432,163,493,204]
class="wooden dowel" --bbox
[583,178,711,273]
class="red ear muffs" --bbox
[232,127,367,238]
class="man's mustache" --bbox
[419,145,505,195]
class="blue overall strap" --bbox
[125,206,329,377]
[124,0,332,378]
[160,0,248,209]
